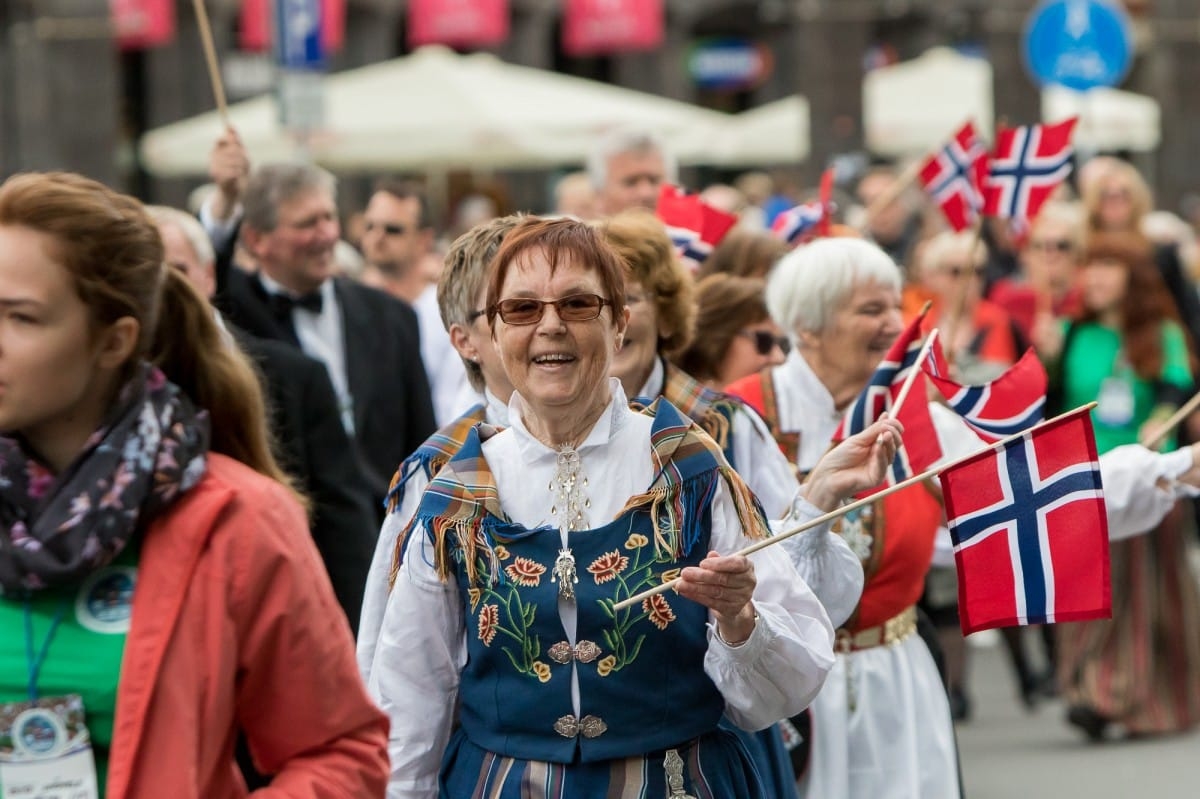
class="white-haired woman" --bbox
[727,237,959,798]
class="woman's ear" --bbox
[96,317,140,371]
[448,323,480,364]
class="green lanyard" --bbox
[24,598,68,701]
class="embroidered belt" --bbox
[835,606,917,653]
[548,640,601,664]
[553,714,608,739]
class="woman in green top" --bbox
[1038,230,1200,742]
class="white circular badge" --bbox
[12,707,67,759]
[75,566,137,634]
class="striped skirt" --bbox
[1057,506,1200,735]
[438,727,764,798]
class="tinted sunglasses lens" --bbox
[557,294,604,321]
[497,299,543,325]
[751,331,788,356]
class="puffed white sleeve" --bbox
[771,494,864,628]
[1101,444,1199,542]
[729,405,802,520]
[703,480,836,731]
[368,523,466,799]
[357,469,428,682]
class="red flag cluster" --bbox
[917,118,1078,232]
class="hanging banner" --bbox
[409,0,509,50]
[240,0,345,55]
[111,0,175,50]
[563,0,663,57]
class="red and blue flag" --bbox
[982,118,1077,222]
[923,343,1047,442]
[656,185,738,271]
[918,121,989,232]
[832,313,941,487]
[939,407,1110,635]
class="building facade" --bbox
[1,0,1196,214]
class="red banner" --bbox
[562,0,663,57]
[408,0,509,49]
[111,0,175,50]
[239,0,346,55]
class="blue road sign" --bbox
[1022,0,1133,91]
[276,0,324,71]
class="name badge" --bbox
[1095,376,1136,428]
[0,694,99,799]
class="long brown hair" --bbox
[0,172,300,497]
[1080,231,1179,380]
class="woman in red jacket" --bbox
[0,172,388,797]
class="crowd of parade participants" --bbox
[0,125,1198,798]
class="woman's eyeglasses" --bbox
[491,293,611,325]
[1029,238,1073,254]
[944,264,987,279]
[738,329,791,357]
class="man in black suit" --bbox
[150,205,378,632]
[211,163,437,510]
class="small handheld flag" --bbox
[940,406,1110,635]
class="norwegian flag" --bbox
[923,343,1047,442]
[770,202,824,246]
[940,407,1110,635]
[655,185,738,271]
[918,121,989,232]
[982,118,1078,221]
[770,168,835,246]
[833,314,942,487]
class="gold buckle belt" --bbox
[835,606,917,653]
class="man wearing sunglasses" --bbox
[361,180,476,426]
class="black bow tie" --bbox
[267,289,323,318]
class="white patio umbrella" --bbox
[139,45,733,176]
[1042,85,1160,152]
[672,95,810,166]
[863,47,994,157]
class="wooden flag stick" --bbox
[192,0,230,125]
[1139,390,1200,450]
[612,402,1099,612]
[891,328,938,418]
[863,159,923,226]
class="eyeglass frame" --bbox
[487,293,614,326]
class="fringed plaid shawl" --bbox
[411,399,770,587]
[659,361,746,466]
[385,404,489,515]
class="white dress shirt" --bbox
[258,271,354,434]
[369,379,835,799]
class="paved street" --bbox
[957,632,1200,798]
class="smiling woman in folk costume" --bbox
[370,217,901,798]
[357,215,522,682]
[0,173,388,796]
[726,237,959,798]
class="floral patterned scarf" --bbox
[0,364,210,594]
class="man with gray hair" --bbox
[217,162,437,513]
[149,204,378,632]
[587,127,678,216]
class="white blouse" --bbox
[369,380,836,799]
[357,389,510,682]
